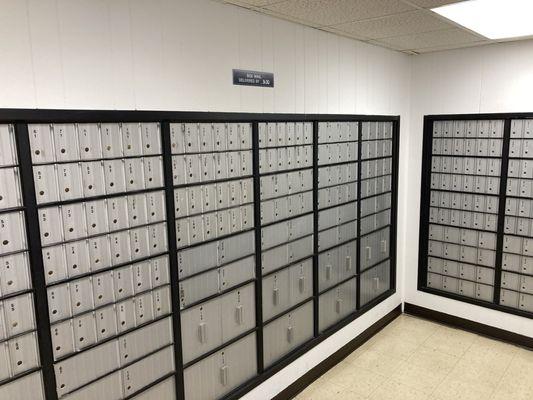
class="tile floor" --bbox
[295,314,533,400]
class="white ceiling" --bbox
[215,0,504,54]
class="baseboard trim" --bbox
[404,302,533,350]
[272,304,402,400]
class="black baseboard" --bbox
[404,303,533,350]
[272,304,402,400]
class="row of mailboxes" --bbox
[263,300,313,368]
[262,259,313,321]
[33,158,164,205]
[360,158,393,180]
[431,156,501,176]
[317,182,357,210]
[258,146,313,174]
[317,143,358,166]
[0,126,18,167]
[41,223,168,284]
[428,240,496,267]
[55,333,174,398]
[360,260,390,306]
[317,163,357,188]
[428,225,497,249]
[260,170,313,200]
[500,289,533,312]
[261,191,313,225]
[0,252,32,298]
[180,283,255,364]
[29,123,162,164]
[502,253,533,275]
[360,227,390,271]
[170,123,252,154]
[503,235,533,256]
[51,296,172,360]
[177,231,254,279]
[361,193,391,218]
[0,331,40,382]
[172,151,252,186]
[179,255,255,309]
[258,122,313,148]
[0,293,36,340]
[0,372,44,400]
[175,205,253,248]
[509,139,533,158]
[360,140,392,160]
[318,277,357,333]
[429,191,499,214]
[511,119,533,138]
[184,333,257,400]
[429,207,498,232]
[361,122,393,141]
[38,192,166,245]
[175,179,253,219]
[433,120,504,138]
[318,240,357,292]
[431,173,500,195]
[0,168,22,210]
[318,203,358,232]
[360,175,392,199]
[508,159,533,178]
[318,122,358,143]
[427,257,495,285]
[427,273,494,302]
[432,138,503,157]
[507,178,533,197]
[500,271,533,294]
[318,221,357,252]
[261,236,313,276]
[45,254,169,312]
[360,209,391,236]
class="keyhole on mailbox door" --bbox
[35,150,40,155]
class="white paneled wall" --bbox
[407,40,533,338]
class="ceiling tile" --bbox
[263,0,415,27]
[333,10,453,39]
[372,28,482,51]
[404,0,465,9]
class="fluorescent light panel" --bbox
[432,0,533,40]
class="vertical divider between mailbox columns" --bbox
[356,121,363,310]
[160,121,186,400]
[251,121,264,374]
[312,120,319,337]
[390,119,401,292]
[14,123,58,400]
[493,119,511,306]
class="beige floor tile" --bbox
[422,325,476,358]
[365,331,421,360]
[462,335,518,366]
[405,345,459,374]
[445,358,508,390]
[432,376,495,400]
[295,380,345,400]
[347,348,405,377]
[389,360,449,395]
[367,379,430,400]
[319,360,387,396]
[381,315,440,345]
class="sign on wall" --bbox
[232,69,274,87]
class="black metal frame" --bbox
[418,113,533,320]
[0,109,400,400]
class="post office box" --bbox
[459,229,477,247]
[98,123,123,159]
[181,297,221,363]
[171,155,186,186]
[303,123,312,144]
[121,123,143,157]
[199,124,216,153]
[48,283,72,323]
[72,313,97,351]
[173,188,189,220]
[503,235,522,254]
[186,215,203,245]
[81,201,107,240]
[37,206,62,246]
[8,332,40,376]
[220,283,255,343]
[41,246,68,286]
[125,194,148,228]
[115,298,137,334]
[475,283,493,302]
[318,249,338,291]
[519,178,533,197]
[178,123,199,154]
[443,243,460,260]
[107,197,129,232]
[427,272,443,289]
[460,245,477,264]
[476,265,495,285]
[51,124,79,163]
[520,159,533,178]
[261,244,288,276]
[428,257,443,274]
[109,231,132,266]
[29,124,56,163]
[522,139,533,158]
[147,222,168,255]
[143,156,164,189]
[138,122,162,156]
[174,218,190,251]
[112,265,134,301]
[318,278,357,332]
[102,159,126,195]
[506,198,518,215]
[94,305,118,344]
[3,293,35,337]
[134,291,154,326]
[507,178,519,196]
[440,173,451,190]
[0,168,22,211]
[499,289,519,309]
[0,125,17,167]
[150,286,171,319]
[70,277,94,317]
[87,235,112,273]
[219,256,254,292]
[457,279,475,298]
[0,252,30,297]
[184,154,202,184]
[56,163,83,201]
[196,155,215,184]
[51,319,75,360]
[124,158,145,192]
[441,259,459,276]
[502,252,520,272]
[442,276,459,293]
[501,271,520,291]
[62,203,88,242]
[508,159,520,178]
[262,269,290,321]
[518,292,533,312]
[458,263,476,281]
[460,210,473,228]
[91,270,115,308]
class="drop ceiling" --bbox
[215,0,509,54]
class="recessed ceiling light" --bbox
[432,0,533,40]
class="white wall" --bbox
[0,0,410,399]
[406,40,533,338]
